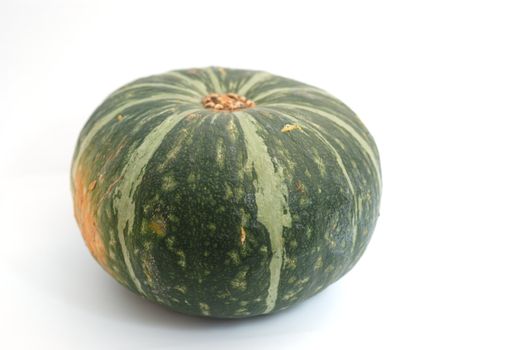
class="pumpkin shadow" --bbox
[50,227,337,339]
[87,275,328,330]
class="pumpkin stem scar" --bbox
[202,93,255,111]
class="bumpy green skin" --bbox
[71,67,381,318]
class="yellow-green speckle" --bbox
[325,264,335,273]
[217,290,231,299]
[282,290,301,301]
[234,186,245,201]
[297,277,310,285]
[199,302,211,316]
[174,285,187,294]
[234,307,249,316]
[312,148,326,176]
[305,227,312,239]
[161,176,177,191]
[224,183,233,200]
[299,196,310,207]
[187,172,196,183]
[207,223,217,233]
[314,256,324,270]
[166,236,175,251]
[227,251,241,265]
[167,213,180,224]
[176,250,186,268]
[284,257,297,270]
[230,269,248,291]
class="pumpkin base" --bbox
[202,93,255,111]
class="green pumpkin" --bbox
[71,67,381,318]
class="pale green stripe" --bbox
[251,86,331,101]
[112,108,201,294]
[205,67,224,93]
[274,108,365,285]
[73,94,185,174]
[114,82,202,99]
[270,108,361,281]
[272,109,355,195]
[235,111,292,314]
[165,71,208,95]
[266,103,381,187]
[351,196,363,253]
[237,72,272,97]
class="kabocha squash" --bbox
[71,67,381,318]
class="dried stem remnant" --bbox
[202,93,255,111]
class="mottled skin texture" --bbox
[71,67,381,318]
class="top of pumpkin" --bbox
[201,93,256,111]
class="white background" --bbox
[1,1,522,349]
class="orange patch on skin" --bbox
[107,139,128,162]
[73,165,110,271]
